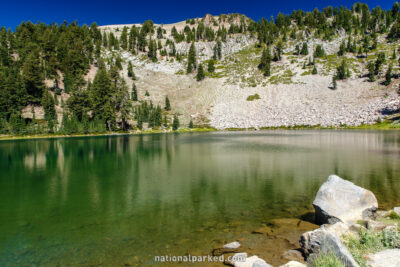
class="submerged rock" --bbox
[313,175,378,225]
[223,241,241,249]
[300,228,359,267]
[282,249,304,262]
[366,249,400,267]
[212,241,241,256]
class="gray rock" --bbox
[280,261,306,267]
[300,228,359,267]
[394,207,400,217]
[223,241,241,249]
[313,175,378,225]
[366,249,400,267]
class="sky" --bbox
[0,0,396,29]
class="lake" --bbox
[0,130,399,266]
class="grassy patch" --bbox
[309,252,345,267]
[246,93,261,101]
[348,120,400,130]
[344,229,400,267]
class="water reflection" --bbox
[0,130,399,266]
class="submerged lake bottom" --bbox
[0,130,399,266]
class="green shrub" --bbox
[389,211,400,220]
[246,94,261,101]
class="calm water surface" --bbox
[0,130,399,266]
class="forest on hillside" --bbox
[1,2,400,135]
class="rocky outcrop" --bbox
[366,249,400,267]
[300,228,359,267]
[313,175,378,225]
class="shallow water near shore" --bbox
[0,130,400,266]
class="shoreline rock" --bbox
[313,175,378,225]
[300,228,359,267]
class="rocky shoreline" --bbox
[212,175,400,267]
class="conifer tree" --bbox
[9,112,24,135]
[187,42,197,73]
[131,83,138,101]
[385,64,392,86]
[367,62,376,82]
[208,60,215,73]
[41,89,57,131]
[127,61,133,77]
[163,115,168,127]
[165,96,171,110]
[172,114,180,130]
[23,50,45,103]
[300,43,308,55]
[314,44,325,58]
[312,66,318,74]
[332,76,337,89]
[189,119,194,128]
[196,63,205,81]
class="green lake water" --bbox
[0,130,399,266]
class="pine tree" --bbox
[312,66,318,74]
[172,114,180,130]
[375,52,386,74]
[189,119,194,128]
[131,83,138,101]
[367,61,376,82]
[338,41,346,56]
[9,112,24,135]
[41,89,57,127]
[300,43,308,55]
[163,115,168,127]
[165,95,171,110]
[336,60,350,80]
[314,44,325,58]
[385,64,392,86]
[332,76,337,89]
[137,112,143,130]
[127,61,134,77]
[187,42,197,73]
[89,67,113,122]
[275,41,283,61]
[208,60,215,73]
[22,50,45,103]
[145,90,150,96]
[196,63,205,81]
